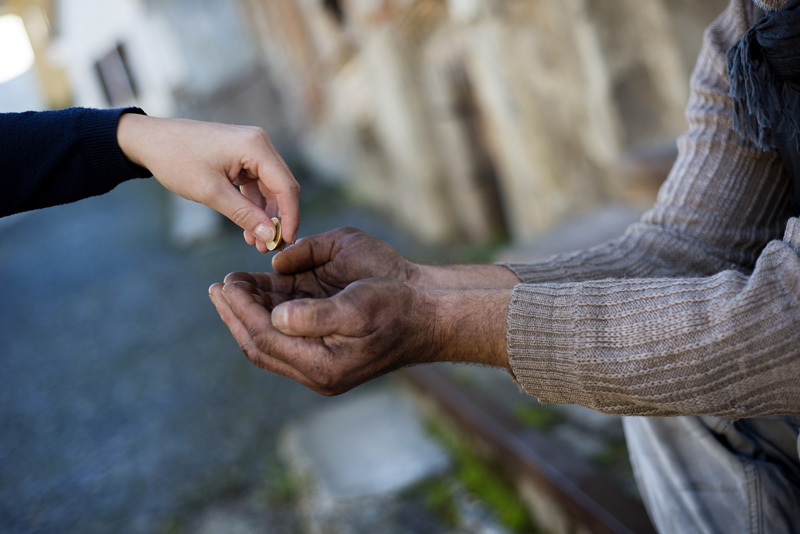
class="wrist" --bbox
[408,263,520,291]
[427,288,511,369]
[116,112,151,168]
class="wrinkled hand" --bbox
[208,276,437,395]
[117,113,300,252]
[217,226,400,301]
[209,227,513,392]
[265,227,417,297]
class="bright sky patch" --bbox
[0,14,36,84]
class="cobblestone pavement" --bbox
[0,178,416,534]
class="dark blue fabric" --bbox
[0,107,151,217]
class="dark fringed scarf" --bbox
[727,0,800,213]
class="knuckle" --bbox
[244,125,268,143]
[235,127,269,155]
[229,205,253,227]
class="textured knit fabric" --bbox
[727,0,800,151]
[502,0,800,418]
[0,107,151,218]
[755,0,791,10]
[727,0,800,212]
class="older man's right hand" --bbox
[225,226,521,298]
[264,227,419,296]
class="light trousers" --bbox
[624,415,800,533]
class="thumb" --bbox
[271,298,343,337]
[207,183,277,245]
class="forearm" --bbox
[428,287,512,369]
[508,218,800,417]
[409,263,520,290]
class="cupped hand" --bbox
[117,113,300,252]
[208,277,437,395]
[266,227,418,296]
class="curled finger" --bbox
[222,282,339,389]
[212,283,312,385]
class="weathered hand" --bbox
[270,227,520,292]
[208,277,437,395]
[260,227,417,297]
[117,113,300,252]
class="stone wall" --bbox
[240,0,729,244]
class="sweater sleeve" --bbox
[503,0,800,417]
[0,107,151,217]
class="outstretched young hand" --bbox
[117,113,300,252]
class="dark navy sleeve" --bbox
[0,107,152,217]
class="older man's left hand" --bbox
[208,276,438,395]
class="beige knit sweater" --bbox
[503,0,800,418]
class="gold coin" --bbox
[266,217,282,251]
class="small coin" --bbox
[266,217,282,251]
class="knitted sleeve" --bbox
[503,0,800,417]
[0,107,151,217]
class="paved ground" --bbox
[0,177,418,534]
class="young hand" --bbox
[117,114,300,251]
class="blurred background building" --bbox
[237,0,728,244]
[1,0,728,246]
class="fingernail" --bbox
[254,223,275,244]
[220,283,233,303]
[272,304,288,331]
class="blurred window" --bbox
[0,14,35,84]
[94,43,138,106]
[323,0,345,25]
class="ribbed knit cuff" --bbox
[77,107,152,184]
[506,283,586,406]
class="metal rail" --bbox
[402,366,656,534]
